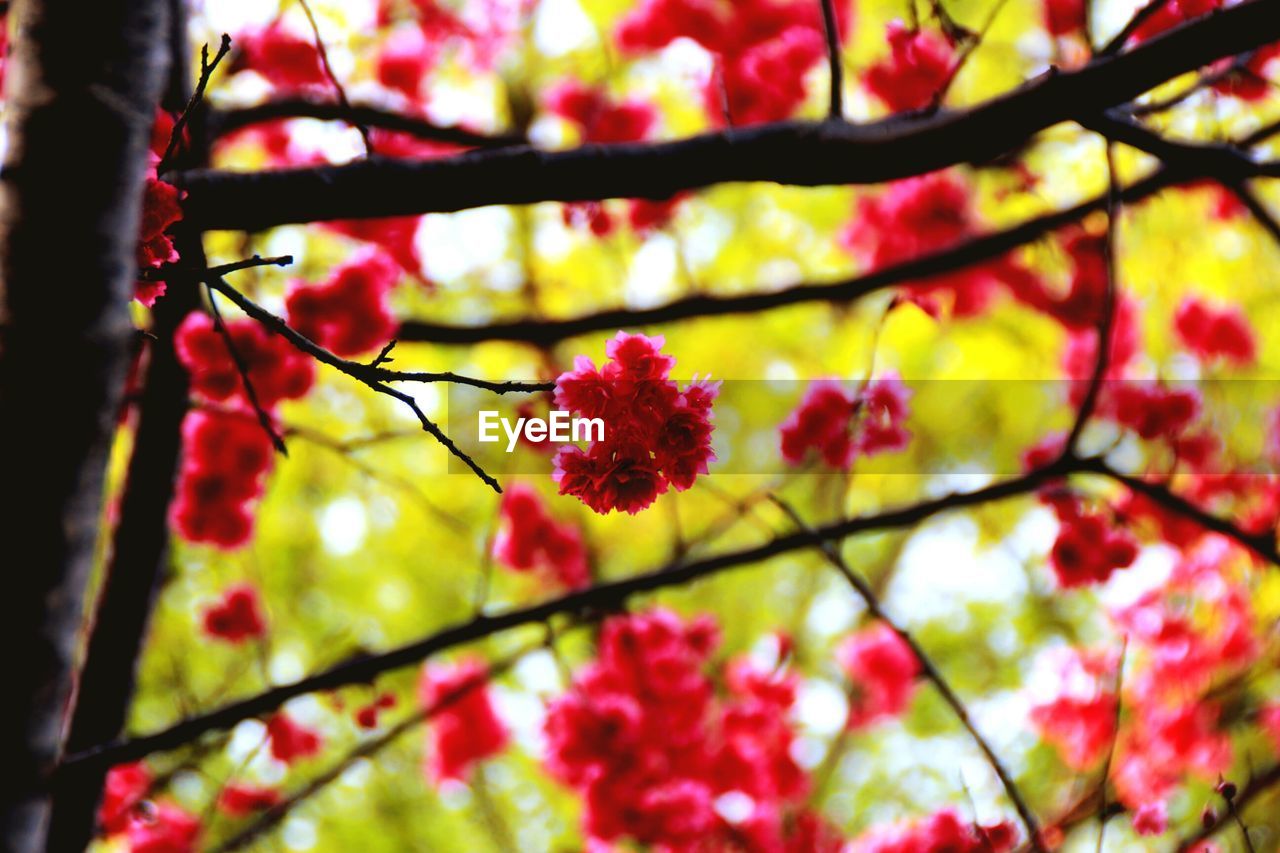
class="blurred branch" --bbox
[1175,764,1280,851]
[60,459,1076,773]
[295,0,372,155]
[207,97,526,149]
[210,641,544,853]
[1063,139,1121,454]
[171,0,1280,229]
[818,0,843,118]
[392,167,1185,346]
[770,496,1048,853]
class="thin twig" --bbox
[1064,140,1121,455]
[1092,637,1128,853]
[203,284,288,455]
[295,0,373,155]
[769,496,1048,853]
[158,35,232,173]
[818,0,843,118]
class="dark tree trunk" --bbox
[45,1,207,845]
[0,1,171,850]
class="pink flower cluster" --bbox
[169,409,276,549]
[779,375,912,469]
[1173,296,1257,365]
[98,763,201,853]
[419,658,509,783]
[493,483,590,589]
[285,248,400,357]
[543,608,837,849]
[841,172,1022,318]
[837,622,920,728]
[134,154,183,307]
[848,808,1015,853]
[1047,494,1139,588]
[553,333,717,515]
[201,583,268,643]
[863,22,955,113]
[172,313,315,548]
[615,0,852,125]
[1032,540,1262,831]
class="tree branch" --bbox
[171,0,1280,229]
[61,459,1075,773]
[770,497,1047,852]
[207,97,526,149]
[1176,764,1280,851]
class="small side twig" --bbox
[1098,0,1171,56]
[296,0,373,156]
[204,283,288,455]
[818,0,844,119]
[158,34,232,173]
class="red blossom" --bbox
[1048,496,1138,587]
[266,712,324,764]
[1173,296,1257,365]
[864,21,954,113]
[99,762,152,835]
[614,0,852,125]
[1130,0,1222,43]
[849,808,1016,852]
[285,248,400,357]
[837,622,920,728]
[217,783,282,818]
[175,313,315,409]
[779,374,912,470]
[236,22,328,91]
[841,172,1018,318]
[493,482,590,588]
[419,658,508,783]
[1029,647,1118,769]
[201,583,268,643]
[1043,0,1087,36]
[170,409,276,549]
[543,608,822,848]
[553,333,716,514]
[123,801,201,853]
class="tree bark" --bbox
[0,0,170,850]
[44,1,204,847]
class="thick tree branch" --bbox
[0,0,172,848]
[394,168,1179,347]
[207,97,526,149]
[171,0,1280,229]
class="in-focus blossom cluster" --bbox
[542,608,839,849]
[615,0,852,125]
[553,333,717,514]
[779,374,912,469]
[172,311,314,548]
[493,483,590,589]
